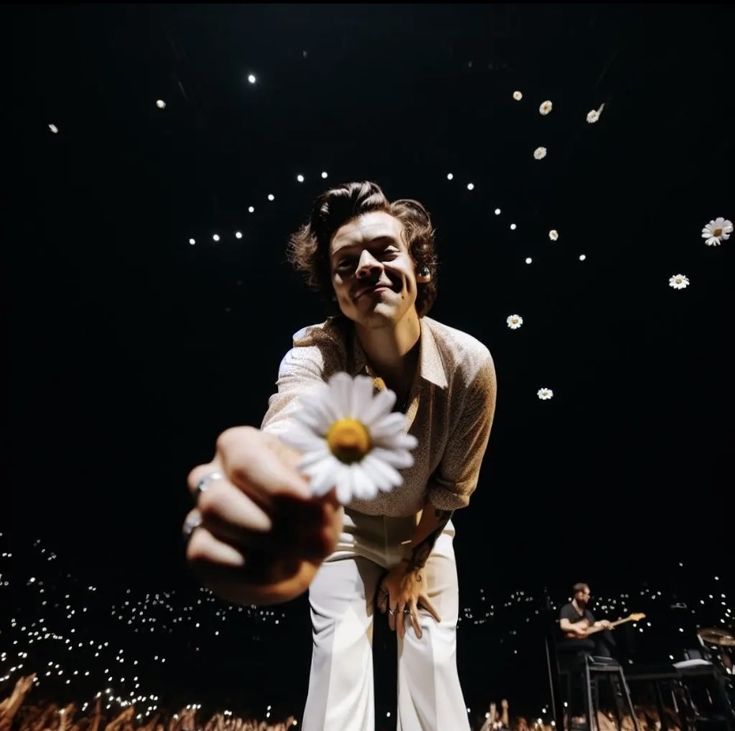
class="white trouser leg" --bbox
[396,530,470,731]
[301,554,383,731]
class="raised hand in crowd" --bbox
[104,705,135,731]
[0,673,37,731]
[499,698,510,728]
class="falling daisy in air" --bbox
[668,274,690,290]
[281,372,418,505]
[701,217,732,247]
[586,103,605,124]
[537,388,554,400]
[507,314,524,330]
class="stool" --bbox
[559,654,640,731]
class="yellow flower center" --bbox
[327,419,372,464]
[714,227,722,237]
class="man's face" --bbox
[329,211,419,328]
[575,587,591,606]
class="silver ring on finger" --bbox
[195,470,224,496]
[403,608,411,615]
[182,510,203,541]
[388,608,394,616]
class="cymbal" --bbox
[698,627,735,647]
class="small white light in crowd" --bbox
[549,229,559,241]
[212,234,220,242]
[188,238,196,246]
[321,171,328,179]
[247,74,257,84]
[155,99,166,109]
[267,194,275,201]
[534,146,547,160]
[494,208,501,215]
[235,231,243,239]
[513,90,523,101]
[466,183,474,191]
[49,124,59,134]
[579,254,586,261]
[510,223,517,230]
[447,173,454,180]
[248,206,255,213]
[297,174,304,183]
[525,257,533,264]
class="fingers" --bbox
[185,520,246,570]
[217,427,312,504]
[418,593,442,624]
[396,603,406,639]
[409,604,423,639]
[197,480,272,539]
[187,461,337,563]
[376,586,388,614]
[383,590,441,639]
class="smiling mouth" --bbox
[356,284,393,300]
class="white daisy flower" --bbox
[281,372,418,505]
[513,90,523,101]
[537,388,554,400]
[548,229,559,241]
[539,100,553,116]
[668,274,690,290]
[507,314,524,330]
[701,217,732,246]
[586,103,605,124]
[534,146,547,160]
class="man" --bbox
[557,583,617,730]
[184,181,497,730]
[559,583,614,658]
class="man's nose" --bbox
[355,250,381,278]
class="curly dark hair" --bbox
[286,181,439,317]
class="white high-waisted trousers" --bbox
[301,508,470,731]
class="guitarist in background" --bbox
[559,582,616,658]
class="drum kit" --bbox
[697,626,735,676]
[698,627,735,648]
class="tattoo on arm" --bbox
[402,509,454,573]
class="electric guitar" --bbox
[565,612,646,639]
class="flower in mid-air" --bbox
[507,314,524,330]
[668,274,690,290]
[701,217,732,247]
